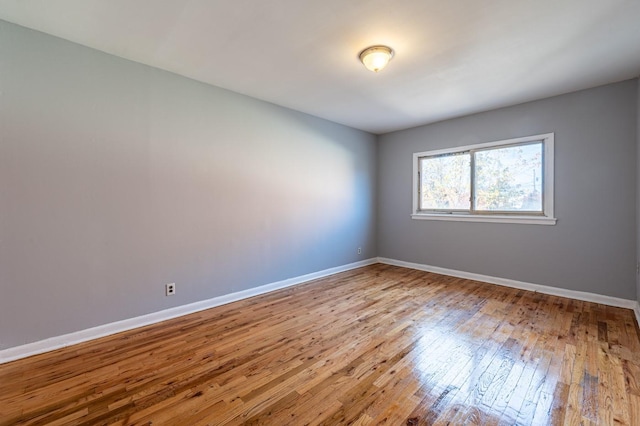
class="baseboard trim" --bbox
[378,257,638,310]
[0,258,377,365]
[3,257,637,364]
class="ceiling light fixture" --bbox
[359,45,394,73]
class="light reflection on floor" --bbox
[406,317,551,424]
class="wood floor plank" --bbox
[1,264,639,425]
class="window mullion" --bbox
[469,150,476,213]
[417,166,422,211]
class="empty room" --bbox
[1,1,640,425]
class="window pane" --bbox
[420,153,470,210]
[474,143,543,212]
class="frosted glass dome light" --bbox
[359,45,394,72]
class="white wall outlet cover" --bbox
[166,283,176,296]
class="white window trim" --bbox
[411,133,556,225]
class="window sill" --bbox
[411,213,557,225]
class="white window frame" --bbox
[412,133,556,225]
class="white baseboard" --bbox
[0,258,377,365]
[3,257,637,365]
[378,257,638,310]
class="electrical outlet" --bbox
[166,283,176,296]
[357,247,362,255]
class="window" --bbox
[412,133,556,225]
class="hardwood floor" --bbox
[1,264,640,425]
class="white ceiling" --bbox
[1,0,639,134]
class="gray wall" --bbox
[1,19,637,352]
[637,78,640,306]
[378,80,638,300]
[0,21,377,350]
